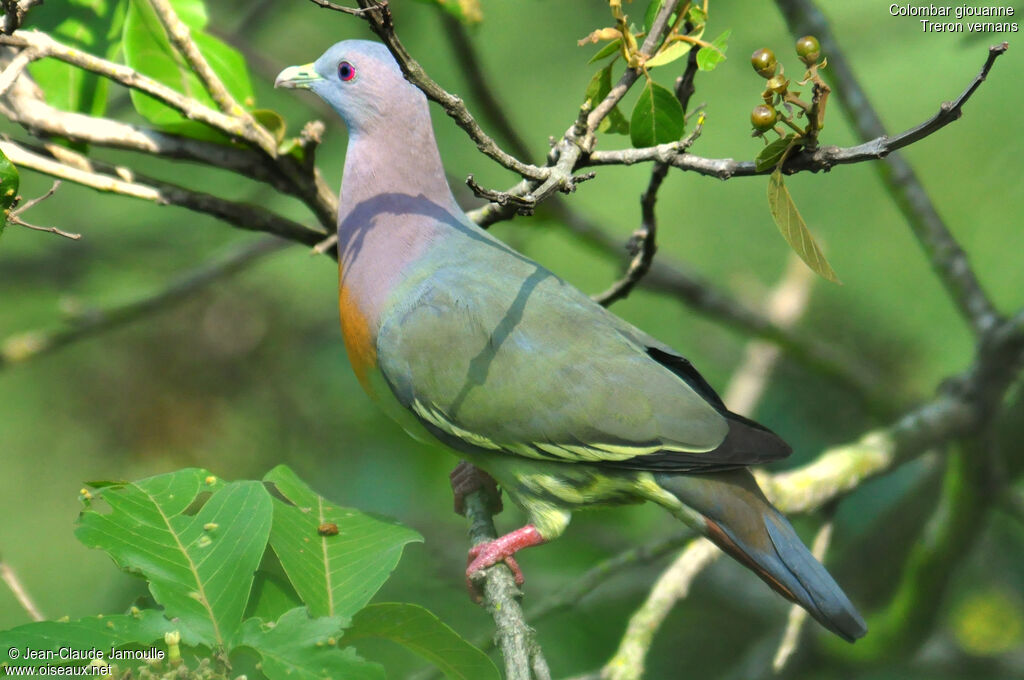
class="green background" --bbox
[1,1,1022,677]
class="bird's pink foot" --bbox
[465,524,545,600]
[449,461,502,516]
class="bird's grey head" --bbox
[275,40,424,136]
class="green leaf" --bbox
[0,611,178,669]
[238,608,384,680]
[768,170,841,283]
[643,0,664,35]
[264,465,422,619]
[755,134,799,173]
[629,80,684,148]
[122,0,253,139]
[75,469,273,649]
[1,147,20,237]
[252,109,287,145]
[687,5,707,25]
[696,29,731,71]
[26,0,128,116]
[246,571,304,623]
[342,603,500,680]
[584,62,630,135]
[645,40,694,68]
[588,38,621,63]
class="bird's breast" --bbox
[338,279,378,394]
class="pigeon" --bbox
[276,40,866,642]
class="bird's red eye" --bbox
[338,61,356,82]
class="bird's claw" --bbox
[449,461,502,516]
[465,541,525,602]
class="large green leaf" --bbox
[122,0,252,139]
[629,80,684,148]
[75,469,273,649]
[768,170,841,283]
[0,611,178,670]
[238,608,384,680]
[584,62,629,135]
[342,603,500,680]
[264,465,422,619]
[26,0,128,116]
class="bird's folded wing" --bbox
[376,265,788,471]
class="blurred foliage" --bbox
[1,1,1022,678]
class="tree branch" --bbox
[463,488,551,680]
[599,303,1024,679]
[0,30,276,155]
[774,0,1004,337]
[1,236,288,368]
[0,141,325,248]
[0,554,44,622]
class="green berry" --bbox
[750,105,777,131]
[796,35,821,64]
[750,48,777,78]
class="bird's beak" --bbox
[274,63,322,89]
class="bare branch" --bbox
[314,0,546,181]
[1,0,40,35]
[0,30,277,155]
[784,0,1005,336]
[0,141,325,248]
[149,0,240,115]
[594,50,703,307]
[463,488,551,680]
[0,554,44,621]
[585,42,1008,188]
[772,518,833,673]
[602,539,720,680]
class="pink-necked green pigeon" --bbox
[276,40,866,642]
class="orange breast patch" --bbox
[338,282,377,393]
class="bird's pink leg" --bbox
[466,524,545,596]
[449,461,502,516]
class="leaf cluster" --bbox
[0,466,498,680]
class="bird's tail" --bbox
[654,469,867,642]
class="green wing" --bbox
[376,253,788,472]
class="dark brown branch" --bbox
[595,44,702,307]
[1,0,40,35]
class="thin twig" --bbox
[316,0,546,181]
[771,518,833,673]
[0,555,44,621]
[0,141,325,248]
[786,0,1004,337]
[602,539,720,680]
[1,0,40,35]
[1,237,288,368]
[594,45,702,307]
[0,30,277,156]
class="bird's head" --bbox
[275,40,423,136]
